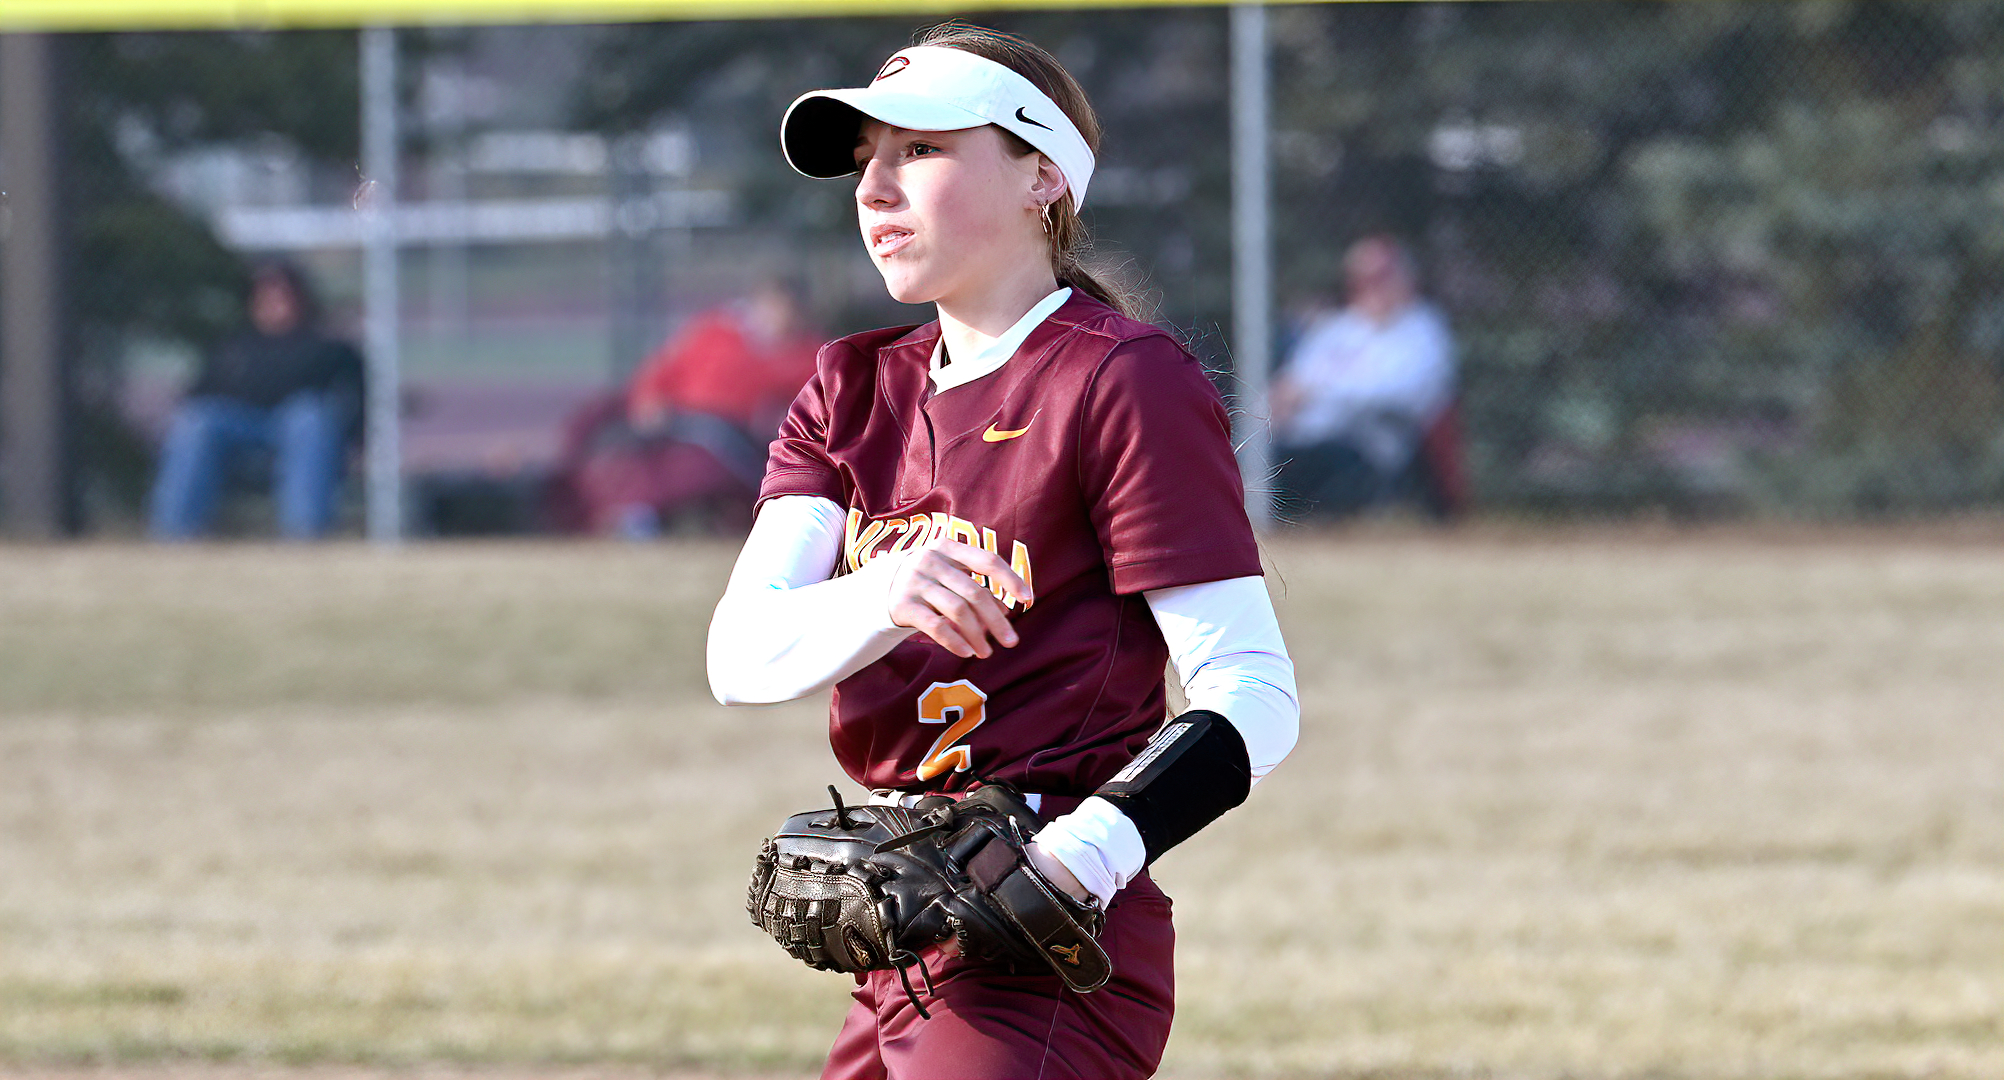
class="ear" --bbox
[1026,154,1071,213]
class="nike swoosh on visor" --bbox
[1013,107,1052,131]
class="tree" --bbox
[1268,0,2004,515]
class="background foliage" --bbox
[52,0,2004,523]
[1270,1,2004,515]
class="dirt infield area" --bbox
[1,529,2000,1079]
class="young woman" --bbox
[708,24,1298,1080]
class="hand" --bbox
[886,539,1033,659]
[628,398,672,433]
[1025,838,1092,903]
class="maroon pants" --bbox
[819,873,1175,1080]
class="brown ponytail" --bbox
[913,22,1145,321]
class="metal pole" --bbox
[360,25,402,543]
[1,32,70,539]
[1230,2,1273,531]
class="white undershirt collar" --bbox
[929,287,1072,394]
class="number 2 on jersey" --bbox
[915,680,987,781]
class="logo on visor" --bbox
[1013,107,1052,131]
[874,56,911,81]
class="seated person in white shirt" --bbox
[1270,234,1457,520]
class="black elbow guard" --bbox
[1094,710,1252,865]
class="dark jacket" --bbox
[190,329,364,411]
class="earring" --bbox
[1039,201,1054,237]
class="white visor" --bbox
[781,45,1096,209]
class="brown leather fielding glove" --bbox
[747,784,1110,1017]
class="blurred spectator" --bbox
[1271,235,1463,521]
[550,281,820,536]
[149,261,363,540]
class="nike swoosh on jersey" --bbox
[983,421,1034,442]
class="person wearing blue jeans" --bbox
[149,260,363,541]
[150,390,347,539]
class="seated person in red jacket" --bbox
[574,281,820,535]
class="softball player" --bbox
[709,23,1299,1079]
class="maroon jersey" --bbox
[760,292,1262,796]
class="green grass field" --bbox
[3,531,2001,1078]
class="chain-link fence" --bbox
[1270,1,2004,519]
[21,0,2004,534]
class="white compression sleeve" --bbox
[1033,575,1300,905]
[706,495,916,706]
[1145,576,1300,783]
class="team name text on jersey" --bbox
[844,507,1035,610]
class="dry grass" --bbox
[1,532,2000,1079]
